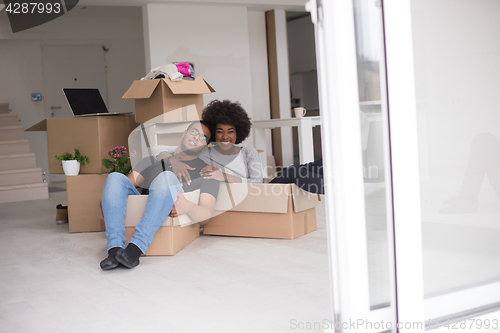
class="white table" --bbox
[252,116,321,176]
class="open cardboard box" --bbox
[204,183,319,239]
[0,103,9,113]
[25,114,138,174]
[122,77,215,123]
[114,182,318,255]
[66,174,108,233]
[123,191,201,256]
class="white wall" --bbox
[0,6,146,181]
[143,4,253,114]
[142,3,270,148]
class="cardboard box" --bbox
[25,114,138,174]
[123,194,201,256]
[204,183,319,239]
[66,174,108,233]
[0,103,9,114]
[122,77,215,123]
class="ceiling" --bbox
[73,0,308,12]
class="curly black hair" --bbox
[201,100,252,145]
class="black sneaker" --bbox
[115,248,140,269]
[100,256,120,271]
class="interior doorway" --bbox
[42,45,108,119]
[286,12,322,164]
[41,45,108,183]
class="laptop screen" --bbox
[63,88,109,116]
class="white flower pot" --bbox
[62,160,81,176]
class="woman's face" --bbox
[215,123,237,151]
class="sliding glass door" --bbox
[311,0,500,331]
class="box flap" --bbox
[25,119,47,131]
[215,183,289,213]
[291,184,320,212]
[203,79,216,93]
[173,189,201,226]
[122,80,161,99]
[163,77,214,95]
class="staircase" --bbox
[0,104,49,203]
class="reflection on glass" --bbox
[353,0,393,309]
[411,0,500,303]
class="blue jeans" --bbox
[101,171,183,254]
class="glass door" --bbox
[309,0,398,331]
[384,0,500,329]
[312,0,500,331]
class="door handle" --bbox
[51,106,62,110]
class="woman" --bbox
[152,100,263,184]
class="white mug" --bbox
[294,107,306,118]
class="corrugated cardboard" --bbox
[123,194,200,256]
[66,174,108,233]
[0,103,9,114]
[204,183,319,239]
[25,114,138,174]
[122,77,215,123]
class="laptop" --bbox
[63,88,127,117]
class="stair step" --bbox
[0,126,24,141]
[0,153,37,171]
[0,168,42,186]
[0,113,18,126]
[0,140,30,155]
[0,182,49,203]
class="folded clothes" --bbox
[174,62,192,77]
[141,63,183,81]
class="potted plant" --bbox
[101,146,136,175]
[55,149,89,176]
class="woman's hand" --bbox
[173,192,192,216]
[200,165,226,181]
[168,205,178,217]
[169,157,195,186]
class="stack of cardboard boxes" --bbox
[121,77,319,255]
[26,76,320,256]
[120,76,216,255]
[26,114,138,232]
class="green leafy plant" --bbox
[101,146,136,175]
[55,149,89,166]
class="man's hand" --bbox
[200,165,226,181]
[169,157,195,186]
[173,192,193,216]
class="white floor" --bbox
[0,190,333,333]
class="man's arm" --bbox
[174,192,216,225]
[153,145,195,185]
[128,171,144,187]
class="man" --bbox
[100,121,219,270]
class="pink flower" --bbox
[130,150,137,158]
